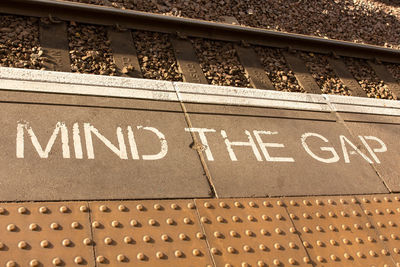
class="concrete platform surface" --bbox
[0,67,399,200]
[0,67,400,266]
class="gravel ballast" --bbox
[0,15,44,69]
[344,58,396,100]
[134,31,182,81]
[68,22,117,75]
[192,38,250,87]
[0,12,399,101]
[67,0,400,50]
[255,47,303,93]
[299,52,351,96]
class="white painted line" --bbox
[0,79,179,102]
[174,82,330,112]
[177,92,331,112]
[324,94,400,109]
[323,94,400,115]
[329,103,400,116]
[174,82,327,104]
[0,67,175,92]
[0,67,399,116]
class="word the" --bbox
[15,122,387,164]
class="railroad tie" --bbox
[108,28,142,78]
[328,58,367,97]
[235,45,275,90]
[171,38,208,84]
[368,61,400,98]
[283,51,322,94]
[39,20,71,72]
[2,1,400,64]
[221,16,276,90]
[222,15,274,90]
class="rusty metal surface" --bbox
[0,94,211,201]
[0,202,94,267]
[1,0,400,63]
[108,29,142,78]
[90,200,213,266]
[283,52,322,94]
[286,196,396,266]
[184,103,388,197]
[368,62,400,98]
[341,118,400,192]
[171,38,208,84]
[357,194,400,265]
[196,198,311,267]
[39,21,71,72]
[328,58,367,97]
[235,45,275,90]
[0,196,399,266]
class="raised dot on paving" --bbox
[89,200,212,266]
[356,194,400,265]
[195,198,310,266]
[0,202,93,266]
[286,196,395,266]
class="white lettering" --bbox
[340,135,373,163]
[301,133,339,163]
[358,136,387,164]
[84,123,128,159]
[185,128,216,161]
[73,123,83,159]
[16,121,388,165]
[16,121,70,159]
[253,130,295,162]
[137,126,168,160]
[127,126,139,160]
[221,130,262,161]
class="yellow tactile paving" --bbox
[0,202,93,267]
[0,195,399,266]
[89,200,213,266]
[195,198,311,267]
[286,196,396,267]
[357,195,400,266]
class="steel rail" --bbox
[1,0,400,63]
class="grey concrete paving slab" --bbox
[340,112,400,192]
[0,92,210,201]
[1,67,400,201]
[184,103,389,197]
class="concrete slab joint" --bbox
[0,67,399,200]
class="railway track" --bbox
[1,1,400,266]
[1,0,400,99]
